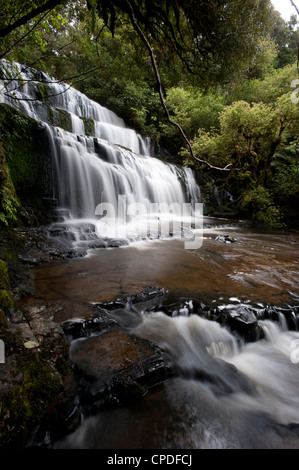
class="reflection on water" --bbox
[31,224,299,449]
[32,225,299,322]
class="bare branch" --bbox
[124,0,232,172]
[290,0,299,16]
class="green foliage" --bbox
[0,259,10,289]
[0,258,15,312]
[239,186,283,228]
[227,63,298,105]
[246,37,278,80]
[0,0,297,230]
[0,259,14,311]
[0,132,20,227]
[180,61,299,228]
[0,181,20,227]
[165,87,224,139]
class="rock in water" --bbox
[70,327,170,413]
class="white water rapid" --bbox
[54,310,299,449]
[0,60,201,242]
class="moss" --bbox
[0,259,10,289]
[36,82,49,104]
[0,308,7,326]
[0,351,63,448]
[47,105,55,126]
[0,260,14,311]
[57,108,70,131]
[81,116,95,136]
[0,289,14,311]
[0,103,54,215]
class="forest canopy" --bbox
[0,0,298,228]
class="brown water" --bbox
[32,223,299,323]
[30,221,299,449]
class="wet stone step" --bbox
[62,287,167,341]
[70,327,171,414]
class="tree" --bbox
[0,0,285,169]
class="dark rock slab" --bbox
[70,327,171,413]
[91,286,166,314]
[61,313,118,341]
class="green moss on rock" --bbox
[0,259,14,311]
[57,108,70,131]
[81,116,95,136]
[0,103,54,217]
[0,259,10,289]
[0,289,14,311]
[36,83,49,104]
[0,351,63,448]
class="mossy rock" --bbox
[0,351,63,448]
[81,117,95,137]
[0,259,10,290]
[0,289,14,311]
[0,103,54,215]
[0,307,7,326]
[36,82,49,104]
[57,108,71,132]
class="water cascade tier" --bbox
[0,60,201,243]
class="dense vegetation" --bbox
[0,0,298,448]
[0,0,298,227]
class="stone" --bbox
[70,327,170,412]
[215,235,238,243]
[61,313,118,341]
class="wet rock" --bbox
[259,306,298,331]
[70,327,171,413]
[215,235,238,243]
[20,302,69,361]
[62,287,167,341]
[61,313,118,341]
[162,298,299,342]
[219,305,261,342]
[8,308,24,324]
[106,238,130,247]
[92,286,166,315]
[74,239,107,250]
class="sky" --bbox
[271,0,298,21]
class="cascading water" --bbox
[2,59,299,450]
[0,59,201,243]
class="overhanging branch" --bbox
[290,0,299,16]
[0,0,63,38]
[124,0,232,172]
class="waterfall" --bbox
[0,59,201,242]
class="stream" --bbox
[1,60,299,450]
[30,220,299,449]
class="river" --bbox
[30,220,299,449]
[2,60,299,449]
